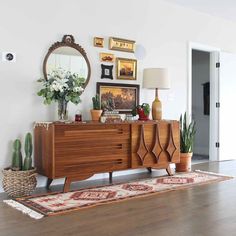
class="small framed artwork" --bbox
[116,57,137,80]
[100,53,115,63]
[94,37,104,47]
[97,82,140,113]
[101,64,113,80]
[109,37,135,53]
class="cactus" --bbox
[92,94,101,110]
[12,139,23,171]
[23,133,33,171]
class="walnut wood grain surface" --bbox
[131,121,180,168]
[34,121,180,191]
[1,161,236,236]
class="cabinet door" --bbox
[54,124,131,178]
[131,121,180,168]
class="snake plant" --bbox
[180,112,196,153]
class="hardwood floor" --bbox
[1,161,236,236]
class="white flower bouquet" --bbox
[37,69,85,105]
[37,70,85,121]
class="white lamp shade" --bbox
[143,68,170,89]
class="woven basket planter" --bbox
[2,168,37,198]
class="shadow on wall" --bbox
[134,44,147,60]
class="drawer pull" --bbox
[65,159,123,169]
[64,129,124,136]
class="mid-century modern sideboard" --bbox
[34,120,180,192]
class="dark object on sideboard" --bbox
[203,82,210,115]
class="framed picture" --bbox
[101,64,113,80]
[116,57,137,80]
[94,37,104,47]
[100,52,115,63]
[97,82,140,113]
[109,37,135,53]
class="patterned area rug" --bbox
[3,170,233,219]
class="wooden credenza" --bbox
[34,120,180,192]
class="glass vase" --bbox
[58,99,68,122]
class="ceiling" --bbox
[165,0,236,22]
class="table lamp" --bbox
[143,68,170,120]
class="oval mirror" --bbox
[43,35,91,89]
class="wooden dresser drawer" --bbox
[53,123,131,177]
[54,123,129,142]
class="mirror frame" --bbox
[43,35,91,89]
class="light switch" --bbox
[2,52,16,62]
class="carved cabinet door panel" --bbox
[131,121,180,168]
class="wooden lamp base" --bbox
[152,97,162,120]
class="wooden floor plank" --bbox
[0,161,236,236]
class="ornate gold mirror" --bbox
[43,35,91,89]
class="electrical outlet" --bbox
[2,52,16,62]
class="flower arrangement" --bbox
[37,69,85,121]
[37,69,85,105]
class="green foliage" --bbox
[141,103,150,116]
[12,139,23,171]
[23,133,33,171]
[131,107,137,116]
[11,133,34,171]
[180,112,196,153]
[37,70,85,105]
[132,103,150,116]
[92,94,101,110]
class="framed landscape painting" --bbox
[116,58,137,80]
[97,82,140,113]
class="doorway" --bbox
[192,50,210,163]
[188,43,220,163]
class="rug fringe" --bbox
[3,200,44,220]
[195,170,234,178]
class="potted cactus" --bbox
[23,133,33,171]
[90,94,103,121]
[11,139,23,171]
[2,132,37,198]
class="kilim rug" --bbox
[3,170,233,219]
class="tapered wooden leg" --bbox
[63,177,71,192]
[109,172,113,183]
[166,165,173,176]
[147,167,152,173]
[46,178,53,190]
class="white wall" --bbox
[192,50,210,156]
[2,0,236,191]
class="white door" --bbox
[219,52,236,160]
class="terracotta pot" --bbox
[90,109,103,121]
[137,108,149,121]
[175,152,193,172]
